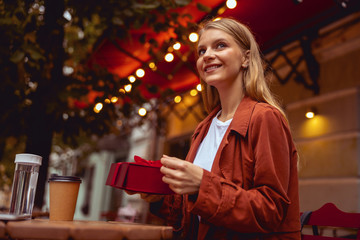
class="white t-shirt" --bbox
[193,111,232,171]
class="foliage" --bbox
[0,0,210,207]
[0,0,207,152]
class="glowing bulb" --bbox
[174,95,182,103]
[217,6,226,15]
[196,84,202,91]
[213,17,222,22]
[148,62,156,69]
[128,75,136,83]
[189,32,199,42]
[226,0,237,9]
[305,107,317,119]
[110,96,118,103]
[124,84,132,92]
[63,10,72,21]
[190,89,198,96]
[119,88,125,94]
[305,111,315,119]
[138,107,147,116]
[173,42,181,50]
[94,103,103,113]
[136,68,145,78]
[104,99,111,104]
[164,53,174,62]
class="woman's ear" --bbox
[242,50,250,68]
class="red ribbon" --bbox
[134,155,162,167]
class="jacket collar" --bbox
[229,96,258,137]
[193,96,258,138]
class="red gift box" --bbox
[106,156,174,194]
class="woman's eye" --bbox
[198,49,206,56]
[217,43,226,49]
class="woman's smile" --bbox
[204,64,222,73]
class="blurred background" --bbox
[0,0,359,225]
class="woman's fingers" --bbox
[161,155,184,169]
[159,155,204,195]
[160,165,185,180]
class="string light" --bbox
[138,107,147,116]
[190,89,198,96]
[196,84,202,91]
[110,96,118,103]
[213,17,222,22]
[189,32,199,42]
[128,75,136,83]
[136,68,145,78]
[164,53,174,62]
[217,6,226,15]
[148,62,156,69]
[104,99,111,104]
[94,103,103,113]
[174,95,182,103]
[173,42,181,50]
[226,0,237,9]
[124,84,132,92]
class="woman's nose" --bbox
[203,49,215,61]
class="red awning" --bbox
[90,0,359,98]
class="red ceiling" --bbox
[91,0,359,98]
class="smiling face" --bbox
[196,28,248,90]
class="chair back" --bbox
[301,203,360,240]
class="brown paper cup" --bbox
[48,175,81,221]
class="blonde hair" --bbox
[197,18,286,118]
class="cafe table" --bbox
[0,221,5,239]
[4,219,173,240]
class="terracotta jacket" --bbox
[150,96,301,240]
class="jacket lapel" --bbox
[211,96,258,179]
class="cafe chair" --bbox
[300,202,360,239]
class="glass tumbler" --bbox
[9,153,42,217]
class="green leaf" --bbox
[132,2,160,10]
[175,0,192,6]
[23,43,45,61]
[27,49,45,61]
[196,3,211,13]
[112,17,124,26]
[10,50,25,63]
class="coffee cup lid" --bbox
[15,153,42,165]
[48,175,82,183]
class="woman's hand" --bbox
[160,155,203,195]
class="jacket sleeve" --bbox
[188,106,295,233]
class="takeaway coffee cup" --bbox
[48,175,81,221]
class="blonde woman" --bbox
[141,18,301,239]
